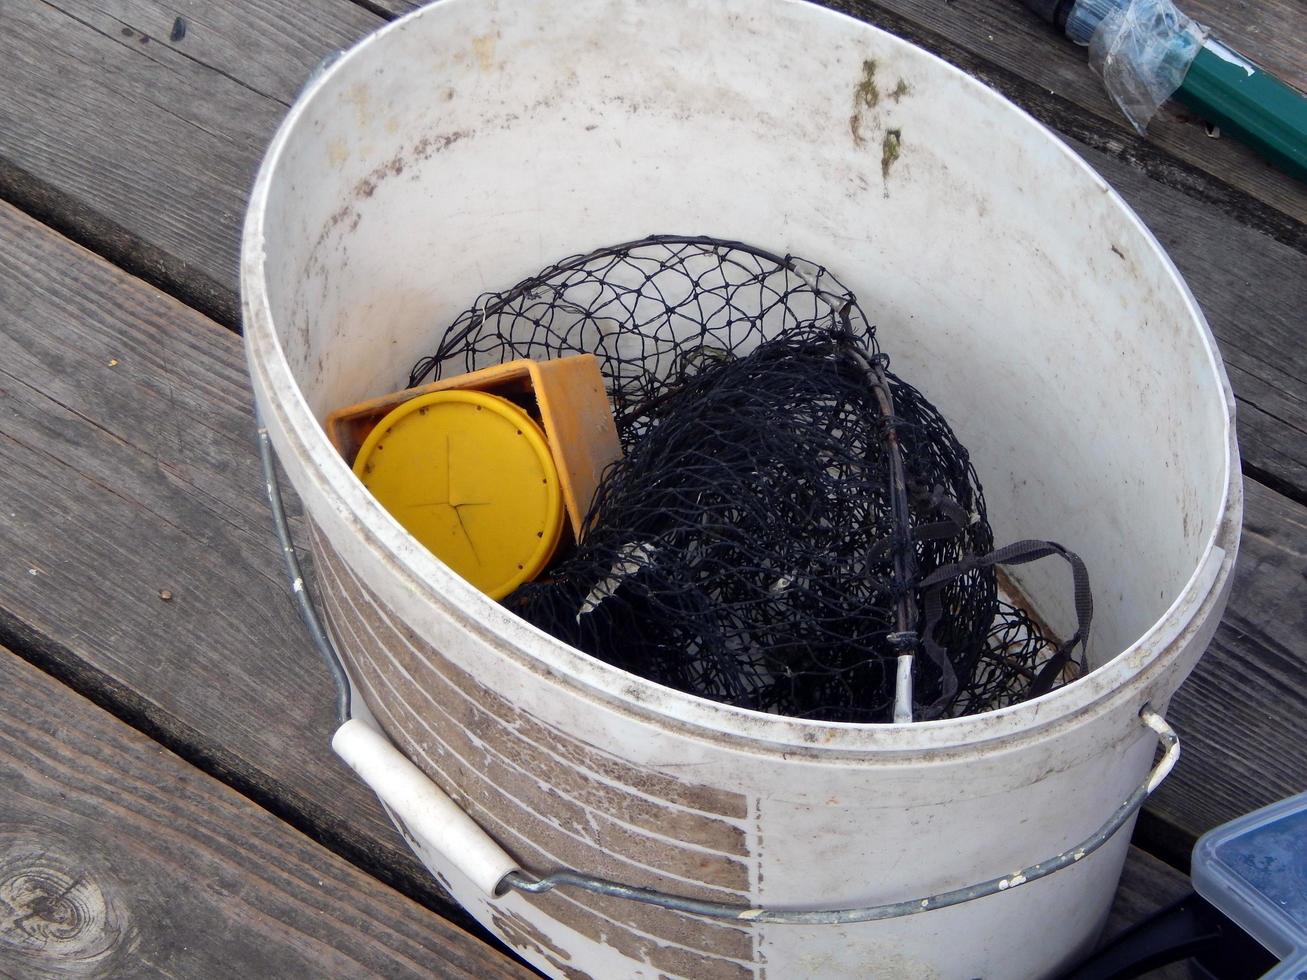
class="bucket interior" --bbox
[253,0,1230,681]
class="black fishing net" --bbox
[409,235,1091,722]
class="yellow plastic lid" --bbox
[353,389,565,599]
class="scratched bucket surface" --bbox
[242,1,1241,977]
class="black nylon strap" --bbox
[915,539,1093,717]
[918,585,959,715]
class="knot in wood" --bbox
[0,835,128,977]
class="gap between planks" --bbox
[0,643,533,979]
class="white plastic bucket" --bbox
[242,2,1241,977]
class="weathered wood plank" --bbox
[350,0,414,16]
[0,197,465,922]
[0,0,382,324]
[1106,846,1191,938]
[0,645,533,979]
[8,0,1307,268]
[1145,478,1307,866]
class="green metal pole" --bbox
[1019,0,1307,184]
[1175,41,1307,183]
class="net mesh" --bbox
[409,235,1089,722]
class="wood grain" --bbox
[0,645,531,980]
[0,0,1294,969]
[350,0,413,17]
[1146,478,1307,863]
[6,0,1307,267]
[0,197,464,923]
[0,0,382,324]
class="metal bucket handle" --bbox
[258,422,1180,923]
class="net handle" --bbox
[841,338,923,722]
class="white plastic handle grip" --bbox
[332,718,521,896]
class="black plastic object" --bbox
[1063,892,1277,979]
[1021,0,1076,32]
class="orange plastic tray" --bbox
[325,356,621,537]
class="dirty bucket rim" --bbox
[241,0,1238,755]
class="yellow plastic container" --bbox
[326,355,620,537]
[352,389,565,599]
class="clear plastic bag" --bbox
[1070,0,1208,133]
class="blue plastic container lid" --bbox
[1193,791,1307,979]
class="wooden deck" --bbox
[0,1,1302,976]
